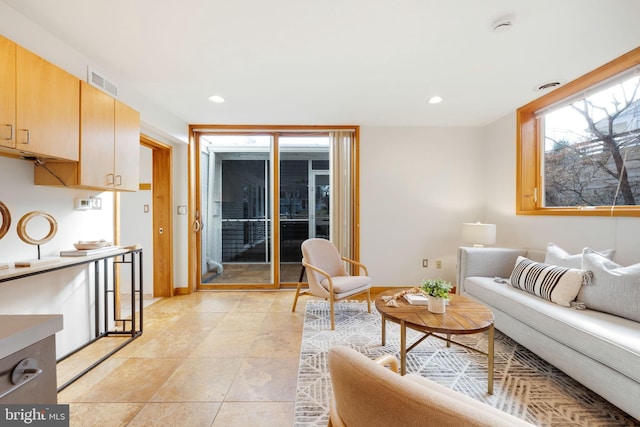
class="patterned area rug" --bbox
[294,301,638,427]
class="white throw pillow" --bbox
[509,256,590,307]
[579,248,640,322]
[544,243,615,269]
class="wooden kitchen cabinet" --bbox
[114,100,140,191]
[35,82,140,191]
[15,45,79,161]
[0,35,16,149]
[79,82,139,191]
[79,81,116,188]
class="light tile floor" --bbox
[57,290,309,427]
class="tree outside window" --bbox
[542,74,640,207]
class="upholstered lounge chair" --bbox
[292,238,371,330]
[328,346,535,427]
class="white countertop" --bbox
[0,246,139,283]
[0,315,63,359]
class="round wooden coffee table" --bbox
[375,288,495,394]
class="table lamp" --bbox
[462,222,496,247]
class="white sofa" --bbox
[456,246,640,420]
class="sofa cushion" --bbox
[509,256,589,307]
[464,276,640,384]
[544,243,615,269]
[579,249,640,322]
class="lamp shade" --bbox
[462,222,496,247]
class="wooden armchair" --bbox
[292,238,371,330]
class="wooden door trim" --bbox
[141,134,174,297]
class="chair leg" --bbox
[292,280,302,312]
[330,295,336,330]
[292,265,306,312]
[366,288,371,313]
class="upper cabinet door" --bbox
[16,46,79,161]
[0,36,16,149]
[114,100,140,191]
[80,82,115,188]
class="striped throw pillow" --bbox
[509,256,591,307]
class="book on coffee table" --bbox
[403,294,429,305]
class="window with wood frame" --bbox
[517,46,640,217]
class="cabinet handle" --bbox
[107,174,115,185]
[0,358,43,400]
[19,129,30,145]
[115,175,122,187]
[2,124,12,141]
[194,219,201,233]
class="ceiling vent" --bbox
[87,67,118,98]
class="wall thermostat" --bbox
[75,198,92,210]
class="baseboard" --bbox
[173,287,190,296]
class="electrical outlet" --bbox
[436,260,442,269]
[422,259,428,268]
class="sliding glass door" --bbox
[197,132,331,287]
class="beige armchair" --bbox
[328,346,535,427]
[292,238,371,330]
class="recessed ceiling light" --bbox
[208,95,225,103]
[428,96,443,104]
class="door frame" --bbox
[140,134,174,297]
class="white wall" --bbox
[120,146,153,294]
[0,156,115,356]
[483,113,640,266]
[359,126,484,286]
[172,142,189,289]
[0,157,115,261]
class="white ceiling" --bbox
[3,0,640,128]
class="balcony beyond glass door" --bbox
[200,135,273,285]
[198,133,329,286]
[279,137,330,283]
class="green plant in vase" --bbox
[421,278,452,313]
[421,278,452,299]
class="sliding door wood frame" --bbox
[188,124,360,292]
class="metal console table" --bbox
[0,247,143,391]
